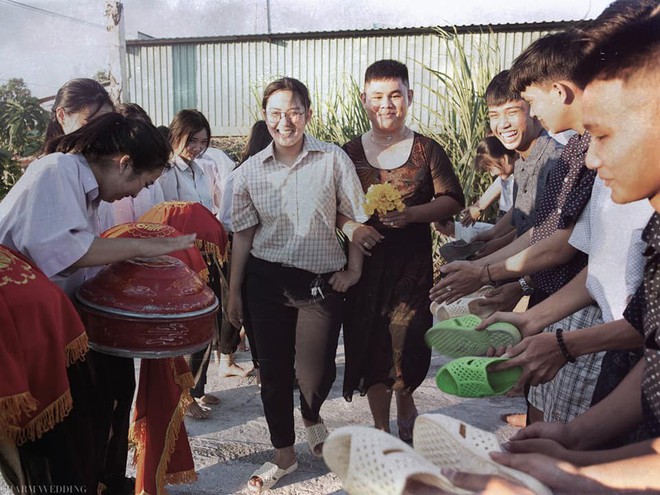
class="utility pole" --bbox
[266,0,271,34]
[105,1,127,104]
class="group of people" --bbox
[335,0,660,493]
[1,0,659,493]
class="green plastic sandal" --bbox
[425,315,521,358]
[435,356,522,398]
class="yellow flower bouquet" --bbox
[363,182,405,217]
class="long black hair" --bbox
[43,78,114,149]
[47,112,171,173]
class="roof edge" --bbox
[126,20,578,46]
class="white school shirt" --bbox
[498,175,514,213]
[157,155,214,212]
[569,176,654,321]
[197,147,236,218]
[97,182,166,231]
[0,153,101,295]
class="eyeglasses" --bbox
[265,109,306,123]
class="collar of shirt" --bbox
[259,134,324,167]
[643,212,660,256]
[76,153,101,204]
[172,154,205,175]
[520,131,554,165]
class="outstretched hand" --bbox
[429,261,484,304]
[140,233,197,257]
[493,333,568,393]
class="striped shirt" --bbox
[232,134,367,273]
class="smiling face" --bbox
[263,90,310,153]
[521,83,568,134]
[583,76,660,209]
[176,128,209,162]
[362,78,412,133]
[488,100,541,155]
[57,103,114,135]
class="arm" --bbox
[380,195,462,227]
[509,358,644,451]
[227,226,257,328]
[430,229,532,304]
[461,178,503,226]
[480,267,592,337]
[474,229,517,259]
[328,238,363,292]
[337,213,383,257]
[487,225,577,282]
[70,235,196,268]
[473,209,515,242]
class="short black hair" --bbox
[575,13,660,88]
[484,70,520,107]
[364,59,410,88]
[510,30,592,92]
[262,77,312,111]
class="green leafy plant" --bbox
[0,78,48,199]
[418,28,502,215]
[306,78,370,146]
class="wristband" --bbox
[555,328,576,363]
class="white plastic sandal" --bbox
[413,414,552,495]
[247,461,298,492]
[430,285,496,322]
[323,425,469,495]
[306,418,329,457]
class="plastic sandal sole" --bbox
[425,316,520,358]
[435,357,522,398]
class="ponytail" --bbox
[50,113,171,173]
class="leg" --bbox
[395,389,418,442]
[367,383,393,432]
[243,259,298,452]
[295,292,343,425]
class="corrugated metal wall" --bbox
[126,25,559,136]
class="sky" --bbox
[0,0,613,99]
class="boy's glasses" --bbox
[265,109,306,123]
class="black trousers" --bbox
[243,256,343,448]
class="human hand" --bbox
[491,451,600,494]
[441,469,534,494]
[429,261,484,304]
[460,205,482,227]
[329,269,361,293]
[508,421,577,449]
[350,224,384,256]
[139,234,197,257]
[469,282,522,317]
[477,311,539,338]
[379,208,412,229]
[228,294,243,329]
[494,333,567,393]
[502,437,572,461]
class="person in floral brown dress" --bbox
[340,59,464,441]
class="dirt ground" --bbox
[0,336,526,495]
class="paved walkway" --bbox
[0,339,526,495]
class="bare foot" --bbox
[200,394,221,405]
[185,399,211,419]
[501,413,526,428]
[221,362,250,377]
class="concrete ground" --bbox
[0,337,526,495]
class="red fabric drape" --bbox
[0,246,88,446]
